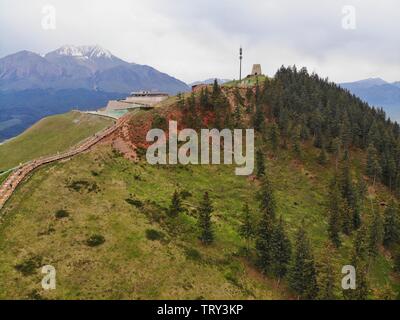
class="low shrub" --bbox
[184,248,202,261]
[68,180,99,193]
[125,198,144,208]
[145,229,165,241]
[55,209,69,219]
[14,256,43,276]
[86,234,105,247]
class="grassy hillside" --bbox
[0,140,397,299]
[0,145,285,299]
[0,68,399,300]
[0,111,113,172]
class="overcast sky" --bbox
[0,0,399,83]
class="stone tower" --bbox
[251,64,262,76]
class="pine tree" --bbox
[198,192,214,245]
[327,183,342,248]
[200,87,210,109]
[279,107,290,148]
[367,207,383,258]
[345,229,370,301]
[366,144,382,185]
[351,226,369,267]
[317,243,336,300]
[343,261,370,300]
[313,130,323,149]
[341,201,353,236]
[383,200,400,248]
[292,134,302,159]
[352,204,362,231]
[239,203,255,252]
[288,225,319,299]
[256,176,276,220]
[269,123,280,152]
[233,104,242,127]
[255,175,276,273]
[245,86,253,103]
[255,213,274,273]
[317,146,328,165]
[255,149,265,178]
[169,190,183,217]
[186,91,198,128]
[340,112,352,148]
[253,104,264,132]
[177,92,185,108]
[339,151,361,231]
[357,176,368,207]
[212,79,220,97]
[255,78,261,104]
[330,137,341,169]
[394,249,400,273]
[270,216,292,278]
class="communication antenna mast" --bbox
[239,46,243,82]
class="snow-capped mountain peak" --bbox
[53,45,113,59]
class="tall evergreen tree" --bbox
[330,137,342,170]
[383,200,400,248]
[327,183,342,248]
[345,229,370,301]
[394,249,400,273]
[317,243,336,300]
[279,107,290,149]
[233,104,242,127]
[269,123,280,152]
[177,92,185,109]
[367,207,383,258]
[198,192,214,245]
[255,149,266,178]
[343,261,370,300]
[288,225,319,299]
[352,226,369,267]
[366,144,382,185]
[200,87,210,109]
[212,79,220,97]
[253,104,264,132]
[239,203,255,252]
[317,146,328,165]
[255,175,277,273]
[270,216,292,278]
[245,86,253,103]
[356,176,368,207]
[292,133,302,159]
[169,190,183,217]
[313,129,324,149]
[256,176,276,220]
[186,91,198,128]
[339,152,361,231]
[255,213,274,273]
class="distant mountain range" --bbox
[340,78,400,121]
[0,45,189,93]
[189,78,231,86]
[0,45,189,141]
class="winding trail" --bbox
[0,113,131,211]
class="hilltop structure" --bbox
[251,64,262,76]
[106,91,169,110]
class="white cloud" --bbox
[0,0,399,83]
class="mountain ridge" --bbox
[0,45,190,142]
[0,45,189,93]
[189,78,231,86]
[340,78,400,121]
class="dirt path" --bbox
[0,113,131,211]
